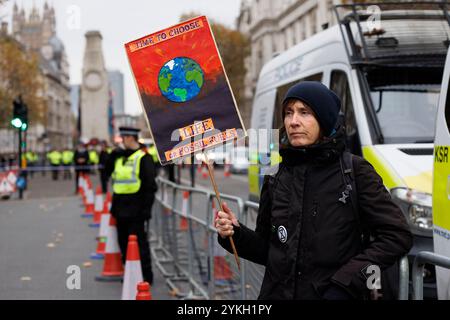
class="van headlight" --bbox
[391,188,433,237]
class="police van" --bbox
[433,45,450,300]
[249,2,450,298]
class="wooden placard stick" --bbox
[202,153,241,271]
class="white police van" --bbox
[433,44,450,300]
[249,2,450,298]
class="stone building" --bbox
[237,0,341,104]
[12,2,72,150]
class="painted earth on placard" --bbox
[158,57,204,103]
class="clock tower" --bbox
[80,31,110,142]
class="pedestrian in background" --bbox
[215,81,413,300]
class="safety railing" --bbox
[151,177,246,300]
[151,176,416,300]
[412,251,450,300]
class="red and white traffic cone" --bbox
[212,201,232,286]
[81,186,94,218]
[89,186,103,227]
[95,215,124,282]
[202,163,208,179]
[179,191,189,231]
[80,175,87,205]
[90,193,111,260]
[224,162,231,178]
[78,173,84,196]
[121,235,143,300]
[136,282,152,300]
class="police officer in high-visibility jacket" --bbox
[105,126,157,284]
[62,149,74,180]
[47,149,62,181]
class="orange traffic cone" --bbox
[80,175,87,205]
[104,191,112,213]
[95,215,124,282]
[212,201,232,285]
[201,163,208,179]
[82,186,94,218]
[90,195,111,259]
[89,186,103,227]
[179,191,189,231]
[224,163,231,178]
[136,282,152,300]
[77,173,84,195]
[121,235,143,300]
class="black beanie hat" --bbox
[282,81,341,136]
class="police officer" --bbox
[98,141,110,194]
[47,148,62,180]
[62,149,74,180]
[106,126,157,284]
[148,141,160,175]
[88,145,99,174]
[25,151,38,179]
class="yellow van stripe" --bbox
[248,164,259,197]
[433,145,450,230]
[362,146,405,190]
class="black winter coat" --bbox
[106,146,158,221]
[218,130,413,300]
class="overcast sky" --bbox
[2,0,242,115]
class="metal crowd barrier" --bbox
[412,251,450,300]
[150,177,420,300]
[151,177,246,300]
[0,164,103,172]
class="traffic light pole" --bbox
[18,127,23,199]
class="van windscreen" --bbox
[366,66,442,144]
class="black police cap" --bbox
[119,126,140,136]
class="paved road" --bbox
[0,166,255,300]
[0,173,173,300]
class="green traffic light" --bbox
[11,118,23,128]
[21,123,28,131]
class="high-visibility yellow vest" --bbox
[25,152,34,163]
[107,147,113,154]
[47,151,62,165]
[148,145,158,163]
[112,149,146,194]
[89,150,99,164]
[62,150,74,165]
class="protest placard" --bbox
[125,16,246,165]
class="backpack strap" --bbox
[339,152,370,246]
[340,152,359,224]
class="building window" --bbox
[311,10,317,34]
